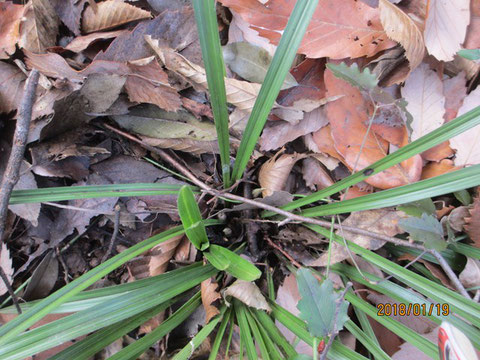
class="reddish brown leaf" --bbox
[443,72,467,122]
[125,57,181,112]
[181,97,213,119]
[398,254,453,289]
[464,0,480,49]
[0,61,26,114]
[201,277,221,324]
[311,125,344,162]
[302,157,334,191]
[341,185,373,200]
[82,0,151,33]
[0,3,25,59]
[324,67,422,189]
[51,0,87,35]
[219,0,396,59]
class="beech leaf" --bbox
[201,277,222,323]
[398,213,446,251]
[296,270,349,338]
[424,0,470,61]
[223,280,271,312]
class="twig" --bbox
[0,267,21,314]
[103,124,427,251]
[429,249,471,299]
[102,204,121,263]
[265,236,302,269]
[0,69,39,315]
[319,282,352,360]
[0,69,39,243]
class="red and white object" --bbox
[438,322,478,360]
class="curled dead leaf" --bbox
[223,280,271,312]
[258,151,305,197]
[201,277,222,324]
[82,0,151,33]
[379,0,424,70]
[459,258,480,289]
[0,243,13,296]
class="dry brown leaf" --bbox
[18,0,60,53]
[424,0,470,61]
[402,63,445,141]
[223,280,271,312]
[82,0,152,33]
[464,0,480,49]
[148,234,184,276]
[459,258,480,289]
[310,125,344,162]
[421,159,457,180]
[325,66,422,189]
[378,0,424,70]
[258,151,305,197]
[0,61,26,114]
[141,136,220,155]
[302,157,334,191]
[443,72,467,122]
[125,57,181,112]
[398,253,452,289]
[449,87,480,166]
[201,277,222,324]
[259,107,328,151]
[50,0,88,35]
[219,0,395,59]
[0,3,25,59]
[147,37,263,113]
[465,193,480,248]
[341,185,373,200]
[181,97,213,119]
[0,243,13,296]
[65,29,127,52]
[312,209,405,266]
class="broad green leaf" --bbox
[177,185,209,250]
[205,245,261,281]
[398,198,436,217]
[454,189,471,205]
[223,42,297,90]
[399,213,446,250]
[458,49,480,60]
[113,105,217,141]
[326,62,378,92]
[296,269,349,338]
[192,0,231,186]
[231,0,318,181]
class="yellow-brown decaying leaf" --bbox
[378,0,424,70]
[146,36,263,113]
[65,29,127,52]
[223,280,271,312]
[258,151,306,197]
[424,0,470,61]
[19,0,60,53]
[201,277,221,324]
[82,0,151,33]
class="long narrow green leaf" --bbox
[270,302,369,360]
[192,0,231,187]
[108,293,202,360]
[244,307,272,360]
[344,321,391,360]
[301,165,480,217]
[234,300,257,360]
[173,307,225,360]
[47,301,174,360]
[9,183,189,205]
[0,267,216,359]
[231,0,318,181]
[208,308,232,360]
[345,293,439,359]
[178,185,209,250]
[307,224,480,324]
[266,105,480,214]
[0,220,221,345]
[334,263,480,349]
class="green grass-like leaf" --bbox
[231,0,318,181]
[192,0,231,187]
[178,185,210,250]
[204,244,261,281]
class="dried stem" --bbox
[0,69,39,243]
[102,204,121,263]
[430,249,471,299]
